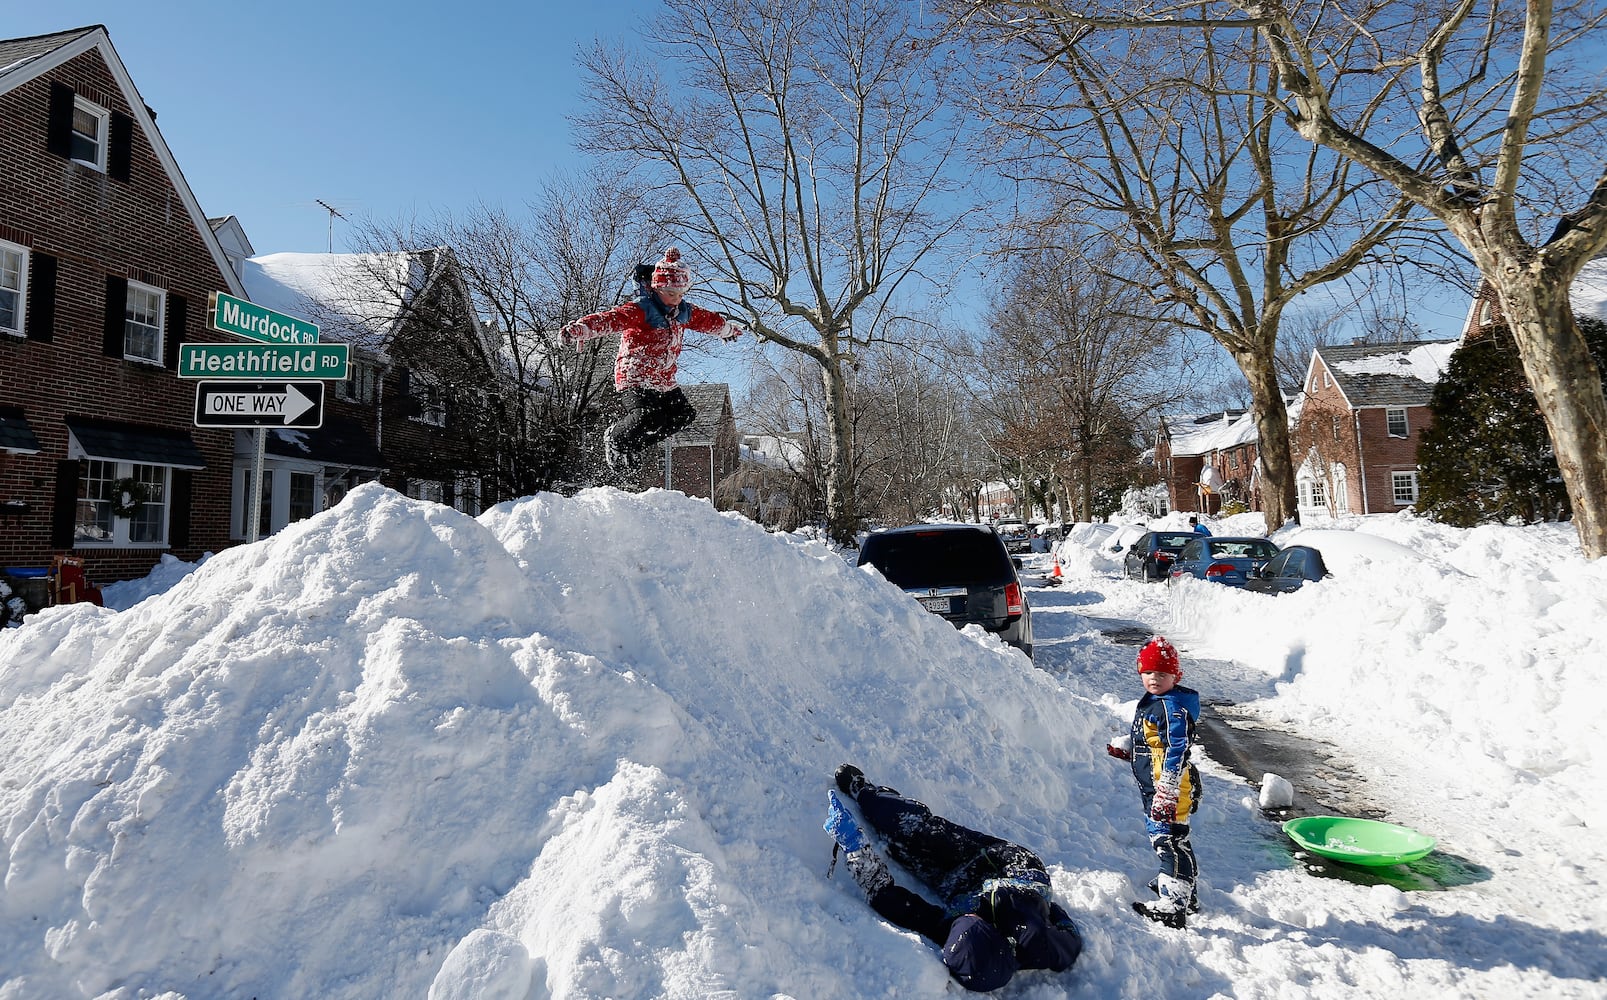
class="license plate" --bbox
[919,596,950,613]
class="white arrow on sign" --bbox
[203,383,318,423]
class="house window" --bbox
[1332,414,1341,441]
[411,377,446,427]
[1309,477,1327,508]
[339,359,379,403]
[124,280,165,363]
[70,97,109,170]
[0,240,26,336]
[1392,471,1419,506]
[1386,407,1408,438]
[289,472,316,523]
[75,459,169,546]
[409,479,445,503]
[454,477,481,516]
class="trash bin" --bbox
[3,567,50,613]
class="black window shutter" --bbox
[165,293,187,369]
[27,252,57,342]
[47,82,74,158]
[108,112,133,182]
[168,469,193,548]
[103,275,127,357]
[51,460,80,549]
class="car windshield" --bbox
[1208,539,1279,560]
[858,530,1011,588]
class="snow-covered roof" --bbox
[1162,410,1253,457]
[242,251,431,357]
[1318,339,1457,408]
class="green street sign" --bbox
[208,291,320,345]
[177,342,349,380]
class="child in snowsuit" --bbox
[823,764,1083,992]
[561,246,745,474]
[1107,636,1202,927]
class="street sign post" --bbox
[177,342,349,380]
[193,381,325,428]
[208,291,320,345]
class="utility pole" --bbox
[314,199,346,252]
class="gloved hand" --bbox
[1106,734,1133,761]
[1150,782,1179,823]
[560,320,592,345]
[824,790,868,852]
[718,320,745,342]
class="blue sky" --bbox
[15,1,650,255]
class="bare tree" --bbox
[574,0,976,545]
[967,2,1607,556]
[854,334,970,524]
[951,4,1447,532]
[975,239,1185,520]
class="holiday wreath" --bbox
[109,477,150,519]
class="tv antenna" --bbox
[314,199,348,252]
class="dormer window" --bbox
[70,96,109,171]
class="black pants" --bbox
[608,387,697,457]
[858,785,1045,905]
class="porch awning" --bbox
[0,406,41,455]
[264,415,384,470]
[65,417,206,470]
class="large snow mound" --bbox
[0,485,1121,999]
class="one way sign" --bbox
[193,381,325,428]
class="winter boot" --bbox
[846,846,894,897]
[1134,873,1192,928]
[603,430,638,475]
[1147,876,1200,913]
[1132,899,1187,929]
[835,764,869,799]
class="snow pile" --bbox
[1,485,1113,999]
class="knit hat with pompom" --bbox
[651,247,693,291]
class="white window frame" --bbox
[70,95,110,172]
[1386,407,1409,438]
[74,458,170,547]
[124,279,166,364]
[1392,470,1420,506]
[0,239,27,337]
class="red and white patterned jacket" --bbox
[563,294,743,391]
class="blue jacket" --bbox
[1130,685,1201,816]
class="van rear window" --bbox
[858,531,1011,588]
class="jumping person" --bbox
[562,246,745,475]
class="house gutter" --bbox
[1353,410,1369,513]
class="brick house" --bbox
[1288,339,1458,518]
[1153,410,1256,515]
[637,383,740,502]
[1,25,244,585]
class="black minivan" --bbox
[857,523,1033,659]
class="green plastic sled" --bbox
[1282,815,1437,867]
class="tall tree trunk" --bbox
[821,357,859,547]
[1237,351,1297,532]
[1493,276,1607,558]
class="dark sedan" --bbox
[1121,531,1199,581]
[1243,544,1331,595]
[1169,536,1280,588]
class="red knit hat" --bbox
[1137,636,1181,675]
[651,246,692,291]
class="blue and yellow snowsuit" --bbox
[1130,684,1201,906]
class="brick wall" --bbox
[0,47,237,583]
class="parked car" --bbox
[858,523,1033,659]
[1243,544,1332,594]
[1168,536,1280,588]
[1121,531,1199,581]
[993,520,1033,554]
